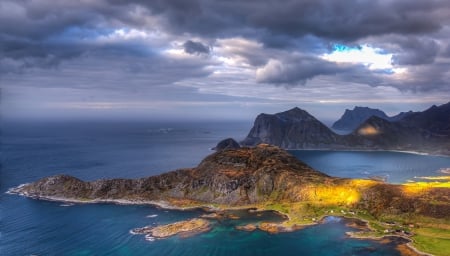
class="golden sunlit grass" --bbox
[402,181,450,195]
[303,185,361,205]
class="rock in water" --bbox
[131,218,210,239]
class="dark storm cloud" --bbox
[391,37,440,65]
[109,0,449,41]
[183,40,210,55]
[3,0,449,64]
[2,0,450,93]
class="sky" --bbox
[1,0,450,123]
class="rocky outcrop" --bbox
[241,107,340,149]
[131,218,210,239]
[213,138,241,151]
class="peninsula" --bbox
[9,145,450,255]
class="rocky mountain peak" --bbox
[276,107,315,122]
[242,108,338,148]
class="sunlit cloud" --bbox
[322,44,394,71]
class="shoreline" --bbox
[6,189,433,255]
[287,148,450,158]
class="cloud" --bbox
[389,37,440,65]
[256,57,342,85]
[183,40,210,55]
[109,0,449,40]
[1,0,450,122]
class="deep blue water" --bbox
[290,150,450,183]
[2,121,449,255]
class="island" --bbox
[8,144,450,255]
[130,218,210,240]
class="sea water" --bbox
[2,120,449,255]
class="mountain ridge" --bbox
[242,102,450,156]
[332,106,415,131]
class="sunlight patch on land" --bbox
[402,181,450,196]
[357,125,380,136]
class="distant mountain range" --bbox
[242,102,450,156]
[332,106,414,131]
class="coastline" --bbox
[6,189,434,256]
[287,148,450,158]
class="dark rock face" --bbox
[213,138,241,151]
[332,106,390,131]
[241,107,340,149]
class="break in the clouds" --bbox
[1,0,450,120]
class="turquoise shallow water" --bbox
[2,121,449,255]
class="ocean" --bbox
[2,121,450,255]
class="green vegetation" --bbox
[413,230,450,256]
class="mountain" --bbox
[350,116,424,149]
[242,103,450,155]
[400,102,450,137]
[389,111,414,122]
[241,107,340,148]
[10,145,450,227]
[349,102,450,153]
[332,106,390,131]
